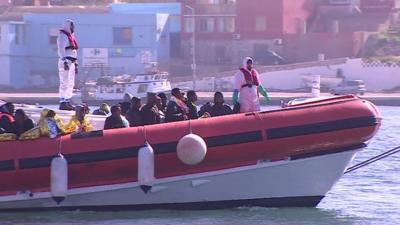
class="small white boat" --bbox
[81,71,172,101]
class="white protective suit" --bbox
[233,57,261,112]
[57,19,78,103]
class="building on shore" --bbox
[0,3,180,89]
[179,0,397,75]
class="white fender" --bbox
[50,154,68,204]
[177,134,207,165]
[138,143,155,185]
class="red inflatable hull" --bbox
[0,95,381,198]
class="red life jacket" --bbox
[0,112,15,123]
[60,30,79,50]
[240,67,259,87]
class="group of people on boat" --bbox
[95,88,236,130]
[0,88,236,141]
[0,101,93,141]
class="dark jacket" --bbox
[186,101,199,120]
[199,102,212,117]
[104,115,126,130]
[15,118,35,137]
[210,104,233,117]
[165,101,186,123]
[126,108,143,127]
[141,104,160,125]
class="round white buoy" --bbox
[177,134,207,165]
[138,143,155,185]
[50,154,68,204]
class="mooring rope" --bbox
[344,145,400,174]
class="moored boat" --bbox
[0,95,380,210]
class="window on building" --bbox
[225,17,235,32]
[49,27,59,45]
[185,17,194,33]
[199,17,215,33]
[15,24,25,45]
[255,16,267,32]
[217,18,224,32]
[217,17,235,33]
[113,27,132,45]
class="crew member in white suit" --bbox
[232,57,270,113]
[57,19,79,111]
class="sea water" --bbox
[0,106,398,225]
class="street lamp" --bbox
[185,5,196,90]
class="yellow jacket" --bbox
[64,115,93,134]
[38,109,66,137]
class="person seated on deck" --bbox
[141,93,161,125]
[93,102,110,116]
[104,104,129,130]
[119,101,131,117]
[209,92,233,117]
[64,105,93,133]
[0,102,16,134]
[198,102,212,117]
[186,90,199,120]
[165,88,189,123]
[42,110,65,138]
[155,96,165,123]
[14,109,35,138]
[157,92,168,113]
[126,97,143,127]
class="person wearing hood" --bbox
[64,105,93,133]
[233,57,270,113]
[57,19,79,111]
[0,102,16,134]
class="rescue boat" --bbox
[0,95,380,211]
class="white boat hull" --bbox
[0,148,358,210]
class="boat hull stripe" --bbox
[267,116,377,139]
[205,131,262,148]
[19,147,139,169]
[0,160,14,172]
[0,196,324,211]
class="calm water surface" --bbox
[0,106,399,225]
